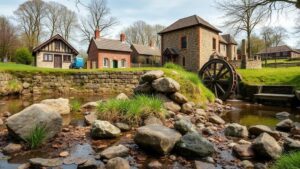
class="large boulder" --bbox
[175,132,214,158]
[134,124,182,155]
[251,133,282,160]
[40,98,70,115]
[6,104,62,141]
[224,123,248,138]
[134,82,154,94]
[170,92,188,104]
[100,145,129,159]
[174,119,197,135]
[291,122,300,135]
[283,137,300,151]
[276,119,293,132]
[91,120,121,139]
[248,125,281,140]
[152,77,180,93]
[141,70,164,82]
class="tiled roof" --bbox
[219,35,228,44]
[93,38,132,52]
[159,15,221,34]
[131,44,161,56]
[221,34,238,45]
[257,45,300,54]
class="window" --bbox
[181,36,187,49]
[55,41,60,50]
[182,57,185,67]
[43,54,53,62]
[121,59,126,68]
[146,58,150,64]
[103,58,109,67]
[212,38,216,50]
[63,55,71,62]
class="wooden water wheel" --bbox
[199,59,238,101]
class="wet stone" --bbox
[232,144,255,160]
[100,145,129,159]
[114,122,131,131]
[106,157,130,169]
[29,158,63,167]
[194,160,215,169]
[3,143,22,154]
[144,116,163,126]
[148,160,163,169]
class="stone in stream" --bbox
[291,122,300,135]
[91,120,121,139]
[232,144,255,160]
[215,98,223,105]
[174,119,197,135]
[40,98,70,115]
[3,143,22,154]
[144,116,163,125]
[208,114,225,125]
[251,133,282,160]
[115,93,129,100]
[275,111,290,119]
[248,125,281,140]
[276,119,293,132]
[81,102,99,109]
[164,101,181,113]
[29,158,63,167]
[194,161,215,169]
[181,102,194,114]
[84,112,97,125]
[241,160,254,169]
[100,145,129,159]
[152,77,180,93]
[224,123,249,138]
[283,137,300,151]
[6,104,62,141]
[114,122,131,131]
[106,157,130,169]
[77,158,104,169]
[134,124,182,155]
[147,160,163,169]
[141,70,164,82]
[170,92,188,104]
[175,132,214,158]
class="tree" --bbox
[14,0,47,51]
[0,16,19,62]
[79,0,117,42]
[260,26,274,48]
[58,7,78,41]
[260,26,288,47]
[249,35,265,54]
[45,2,63,38]
[217,0,268,58]
[14,47,33,65]
[248,0,299,11]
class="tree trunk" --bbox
[247,32,251,59]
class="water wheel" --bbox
[199,59,238,101]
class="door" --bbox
[113,60,118,68]
[54,55,62,68]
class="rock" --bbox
[77,158,100,169]
[175,132,214,158]
[22,82,30,89]
[195,109,207,118]
[17,163,30,169]
[81,102,99,109]
[152,77,180,93]
[134,124,182,155]
[194,160,215,169]
[254,163,267,169]
[6,104,62,141]
[283,137,300,151]
[63,157,88,165]
[0,118,3,126]
[174,119,197,135]
[100,145,129,159]
[164,101,181,112]
[3,143,22,154]
[232,144,254,160]
[91,120,121,139]
[249,125,281,140]
[114,122,131,131]
[181,103,194,114]
[276,119,293,132]
[141,70,164,82]
[116,93,129,100]
[215,98,223,105]
[84,112,97,125]
[147,160,163,169]
[208,114,225,125]
[251,133,282,160]
[3,112,11,117]
[241,160,254,169]
[291,122,300,135]
[106,157,130,169]
[165,111,176,119]
[144,116,163,125]
[224,123,248,138]
[170,92,188,104]
[276,112,290,119]
[59,151,69,157]
[29,158,63,167]
[40,98,70,115]
[134,82,154,94]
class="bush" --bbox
[70,100,81,112]
[25,125,47,149]
[14,48,33,65]
[272,152,300,169]
[97,95,165,125]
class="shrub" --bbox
[25,125,47,149]
[97,95,165,125]
[272,152,300,169]
[70,100,81,112]
[14,48,33,65]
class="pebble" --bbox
[148,160,163,169]
[59,151,69,157]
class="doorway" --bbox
[54,55,62,68]
[113,60,118,68]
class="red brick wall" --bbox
[98,50,131,68]
[87,40,99,68]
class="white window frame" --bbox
[121,59,126,68]
[103,58,109,68]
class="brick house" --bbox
[159,15,238,71]
[87,29,132,69]
[131,43,161,67]
[257,45,300,59]
[32,34,79,69]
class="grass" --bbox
[25,125,47,149]
[237,67,300,89]
[272,151,300,169]
[97,95,165,125]
[70,100,81,112]
[7,79,22,93]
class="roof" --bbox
[163,48,180,56]
[219,35,228,44]
[257,45,300,54]
[221,34,238,45]
[92,38,132,53]
[159,15,221,34]
[33,34,79,55]
[131,44,161,56]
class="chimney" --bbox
[120,33,126,42]
[94,27,100,39]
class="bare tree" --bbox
[217,0,268,58]
[79,0,117,42]
[0,16,19,62]
[58,7,78,41]
[45,1,64,38]
[14,0,47,51]
[261,26,274,48]
[261,26,288,47]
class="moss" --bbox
[6,79,22,93]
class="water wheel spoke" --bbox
[216,64,225,78]
[217,69,229,80]
[214,84,218,98]
[216,83,226,94]
[204,69,213,80]
[213,63,217,76]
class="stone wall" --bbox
[0,71,144,96]
[229,60,262,69]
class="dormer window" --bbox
[181,36,187,49]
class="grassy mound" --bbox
[272,152,300,169]
[97,95,165,125]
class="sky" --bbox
[0,0,299,51]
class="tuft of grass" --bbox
[97,95,165,125]
[70,100,81,112]
[25,125,47,149]
[163,62,185,71]
[7,79,22,93]
[272,152,300,169]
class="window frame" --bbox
[63,55,72,63]
[43,53,53,62]
[103,58,109,68]
[121,59,126,68]
[212,38,216,50]
[181,36,187,49]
